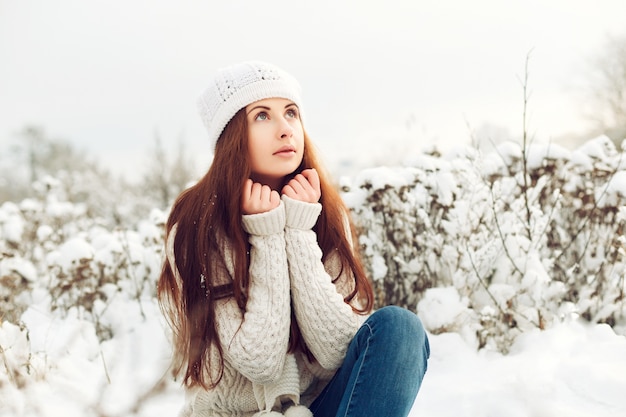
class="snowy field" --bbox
[412,319,626,416]
[2,137,626,416]
[2,298,625,416]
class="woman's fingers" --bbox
[301,169,321,195]
[243,169,322,213]
[242,181,280,214]
[282,169,321,203]
[269,189,281,207]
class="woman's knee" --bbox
[367,306,428,348]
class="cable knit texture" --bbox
[167,197,366,417]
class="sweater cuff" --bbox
[282,195,321,230]
[242,202,286,235]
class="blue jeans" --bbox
[310,306,430,417]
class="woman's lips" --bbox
[273,145,296,156]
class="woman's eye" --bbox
[255,112,268,121]
[286,108,298,118]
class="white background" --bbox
[1,0,626,180]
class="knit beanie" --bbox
[197,61,304,150]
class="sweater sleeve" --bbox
[282,195,366,371]
[213,202,292,384]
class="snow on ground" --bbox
[2,294,625,416]
[3,136,626,415]
[411,320,626,417]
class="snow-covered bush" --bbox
[342,135,626,351]
[0,177,172,416]
[2,134,626,415]
[2,135,626,352]
[0,176,166,339]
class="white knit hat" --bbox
[197,61,304,150]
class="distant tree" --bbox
[141,133,196,209]
[0,126,100,202]
[585,35,626,142]
[169,138,197,194]
[22,126,94,180]
[0,125,197,226]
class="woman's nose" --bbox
[279,118,294,139]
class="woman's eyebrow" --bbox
[246,105,270,115]
[247,102,298,115]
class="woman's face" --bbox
[245,97,304,189]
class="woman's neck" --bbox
[250,174,284,191]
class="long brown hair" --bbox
[157,109,374,389]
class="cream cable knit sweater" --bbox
[167,195,366,417]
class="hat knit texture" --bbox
[197,61,303,150]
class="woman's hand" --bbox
[282,168,321,203]
[242,179,281,215]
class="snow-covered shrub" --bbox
[0,322,42,392]
[2,134,626,359]
[0,179,171,415]
[343,136,626,351]
[0,179,166,342]
[44,223,164,340]
[0,202,37,323]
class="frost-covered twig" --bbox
[119,231,147,320]
[555,150,624,266]
[466,243,506,317]
[519,50,535,239]
[489,185,524,278]
[99,349,111,385]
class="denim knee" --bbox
[365,306,430,358]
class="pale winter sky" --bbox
[1,0,625,181]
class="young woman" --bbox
[158,61,429,417]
